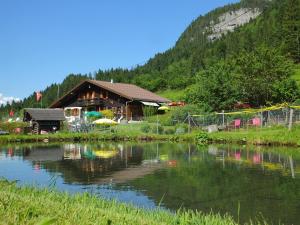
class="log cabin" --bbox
[49,80,170,121]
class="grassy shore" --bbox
[0,124,300,147]
[0,132,196,144]
[209,126,300,146]
[0,180,243,225]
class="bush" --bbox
[0,122,28,133]
[164,127,175,135]
[195,132,209,145]
[151,124,164,134]
[101,109,114,119]
[171,105,203,123]
[141,123,151,133]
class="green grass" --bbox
[156,89,186,101]
[1,123,300,147]
[209,125,300,146]
[0,180,244,225]
[0,124,197,144]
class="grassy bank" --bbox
[1,123,300,147]
[209,126,300,146]
[0,132,196,144]
[0,180,242,225]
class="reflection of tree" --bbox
[128,148,300,225]
[3,143,300,225]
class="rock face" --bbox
[207,8,261,41]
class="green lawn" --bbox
[156,89,186,101]
[0,180,242,225]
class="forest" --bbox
[1,0,300,117]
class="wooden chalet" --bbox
[49,80,170,120]
[23,108,65,134]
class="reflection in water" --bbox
[0,143,300,225]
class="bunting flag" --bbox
[36,91,42,102]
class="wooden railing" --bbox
[69,98,122,107]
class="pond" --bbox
[0,142,300,224]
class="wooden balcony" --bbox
[69,98,122,108]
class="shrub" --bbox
[196,132,209,145]
[141,123,151,133]
[0,122,28,133]
[101,110,114,119]
[171,105,203,123]
[164,127,175,135]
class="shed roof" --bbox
[24,108,65,121]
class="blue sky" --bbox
[0,0,239,101]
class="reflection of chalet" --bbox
[50,80,170,120]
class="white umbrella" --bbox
[92,118,118,125]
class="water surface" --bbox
[0,142,299,224]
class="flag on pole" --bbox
[36,91,42,102]
[9,109,14,117]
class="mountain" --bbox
[1,0,300,117]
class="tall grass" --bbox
[0,179,246,225]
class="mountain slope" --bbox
[1,0,300,117]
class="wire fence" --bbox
[185,104,300,132]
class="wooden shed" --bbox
[23,108,65,134]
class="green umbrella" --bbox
[85,111,102,118]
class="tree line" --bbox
[1,0,299,118]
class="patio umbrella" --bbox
[158,106,170,111]
[92,118,118,125]
[85,111,102,118]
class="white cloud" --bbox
[0,93,21,106]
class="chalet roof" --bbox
[24,108,65,121]
[50,80,170,108]
[89,80,170,102]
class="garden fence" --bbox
[184,104,300,132]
